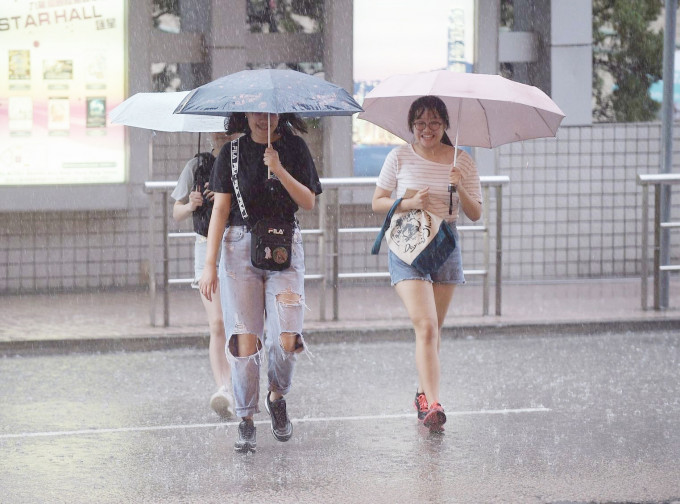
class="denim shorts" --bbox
[192,236,220,289]
[387,223,465,286]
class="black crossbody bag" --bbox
[230,138,294,271]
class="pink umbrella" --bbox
[358,70,565,212]
[358,70,565,151]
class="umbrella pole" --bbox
[197,132,201,155]
[449,104,462,214]
[267,113,271,178]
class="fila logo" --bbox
[268,228,284,235]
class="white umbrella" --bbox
[109,91,228,132]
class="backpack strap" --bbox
[371,198,403,255]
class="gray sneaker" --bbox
[234,419,256,453]
[265,392,293,442]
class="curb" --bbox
[2,317,679,357]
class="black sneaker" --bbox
[234,419,257,453]
[265,392,293,442]
[414,391,428,421]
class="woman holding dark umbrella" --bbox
[199,111,322,453]
[371,95,482,432]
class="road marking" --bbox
[0,407,551,440]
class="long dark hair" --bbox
[407,95,453,146]
[226,112,308,136]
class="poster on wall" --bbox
[0,0,126,186]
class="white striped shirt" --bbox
[376,144,482,222]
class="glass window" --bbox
[153,0,181,33]
[247,0,323,34]
[151,63,181,92]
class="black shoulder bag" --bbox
[230,138,295,271]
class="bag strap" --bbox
[230,137,252,228]
[371,197,403,255]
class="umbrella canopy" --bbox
[358,70,565,148]
[173,69,363,118]
[109,91,228,132]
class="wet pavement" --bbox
[1,279,680,503]
[1,278,679,354]
[1,331,679,503]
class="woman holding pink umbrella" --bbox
[371,95,482,432]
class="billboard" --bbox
[0,0,126,186]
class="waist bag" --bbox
[249,218,295,271]
[372,197,456,275]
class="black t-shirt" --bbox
[210,133,322,226]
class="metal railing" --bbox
[144,176,509,326]
[637,173,680,310]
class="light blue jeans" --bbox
[218,225,306,418]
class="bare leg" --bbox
[200,288,231,388]
[432,283,456,354]
[394,279,441,405]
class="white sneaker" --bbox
[210,386,235,419]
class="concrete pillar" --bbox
[128,0,153,190]
[511,0,550,92]
[323,0,354,180]
[178,0,211,89]
[209,0,247,78]
[474,0,500,75]
[550,0,592,125]
[474,0,500,175]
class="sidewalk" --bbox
[1,278,679,354]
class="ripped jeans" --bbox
[218,225,306,418]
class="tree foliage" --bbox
[593,0,664,122]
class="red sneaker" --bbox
[423,402,447,430]
[414,391,428,421]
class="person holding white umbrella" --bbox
[171,131,241,419]
[371,95,482,432]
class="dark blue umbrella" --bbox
[173,69,362,118]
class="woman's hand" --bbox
[263,145,315,210]
[403,187,429,211]
[202,182,215,202]
[263,147,283,176]
[199,266,218,302]
[189,186,204,210]
[449,165,462,189]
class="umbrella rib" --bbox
[478,99,493,148]
[534,107,556,134]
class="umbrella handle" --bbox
[448,144,458,195]
[448,146,458,195]
[448,112,461,214]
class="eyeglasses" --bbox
[413,120,444,131]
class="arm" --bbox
[172,188,204,222]
[198,192,231,301]
[449,155,482,222]
[456,183,482,222]
[372,186,430,214]
[264,147,316,210]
